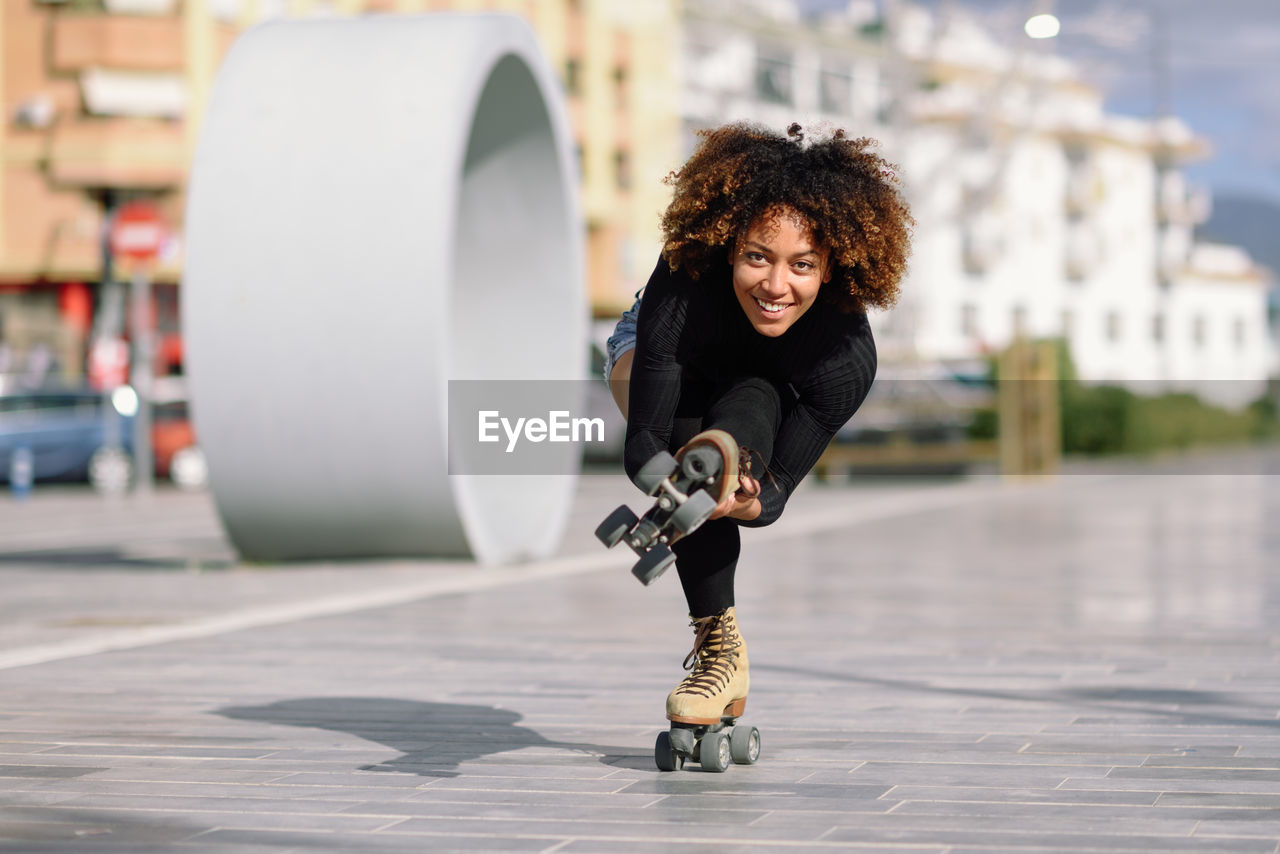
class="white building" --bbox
[679,0,1276,408]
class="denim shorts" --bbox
[602,291,643,382]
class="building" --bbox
[678,0,1276,407]
[0,0,680,389]
[682,0,885,148]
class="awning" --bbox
[80,67,186,119]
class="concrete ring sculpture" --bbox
[183,13,585,563]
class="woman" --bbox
[604,122,912,748]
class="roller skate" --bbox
[594,429,741,586]
[654,607,760,773]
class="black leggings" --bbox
[669,376,788,617]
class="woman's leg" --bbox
[703,376,787,473]
[669,376,787,617]
[604,293,643,419]
[671,517,740,617]
[613,356,785,616]
[663,378,784,727]
[608,349,633,419]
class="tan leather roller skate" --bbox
[654,607,760,772]
[594,429,742,585]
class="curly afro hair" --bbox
[660,122,913,313]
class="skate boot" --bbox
[594,429,745,586]
[654,607,761,772]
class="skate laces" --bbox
[675,611,742,698]
[735,446,757,497]
[736,446,776,496]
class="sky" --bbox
[807,0,1280,206]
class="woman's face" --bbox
[731,208,830,337]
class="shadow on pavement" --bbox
[0,546,234,571]
[216,697,649,777]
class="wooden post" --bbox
[998,337,1061,477]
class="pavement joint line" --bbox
[364,828,952,848]
[0,477,1041,674]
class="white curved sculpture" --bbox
[183,14,585,563]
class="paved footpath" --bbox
[0,449,1278,853]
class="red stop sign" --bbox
[110,201,166,262]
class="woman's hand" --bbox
[709,475,762,522]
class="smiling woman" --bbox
[596,121,913,771]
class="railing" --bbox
[816,339,1061,478]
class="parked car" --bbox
[835,362,994,446]
[823,362,997,475]
[1,377,208,491]
[151,377,207,490]
[0,386,134,489]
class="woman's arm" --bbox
[622,259,687,483]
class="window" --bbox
[961,303,978,337]
[614,149,631,191]
[1060,309,1074,338]
[613,65,628,110]
[1234,317,1246,349]
[1105,311,1122,343]
[1012,305,1028,337]
[1192,315,1206,348]
[756,50,793,105]
[1152,313,1165,343]
[819,66,852,114]
[564,58,582,96]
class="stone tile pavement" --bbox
[0,448,1278,852]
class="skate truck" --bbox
[594,430,739,586]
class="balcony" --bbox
[80,68,186,119]
[54,13,184,73]
[1156,172,1212,226]
[48,118,186,189]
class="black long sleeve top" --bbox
[623,256,878,527]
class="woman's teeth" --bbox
[755,298,787,312]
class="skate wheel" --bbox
[635,452,678,495]
[729,725,761,765]
[670,489,717,534]
[632,546,675,586]
[680,445,723,482]
[654,731,684,772]
[699,730,730,772]
[594,505,639,548]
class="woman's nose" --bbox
[761,266,788,295]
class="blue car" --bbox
[0,388,134,486]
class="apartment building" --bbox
[678,0,1274,406]
[0,0,680,387]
